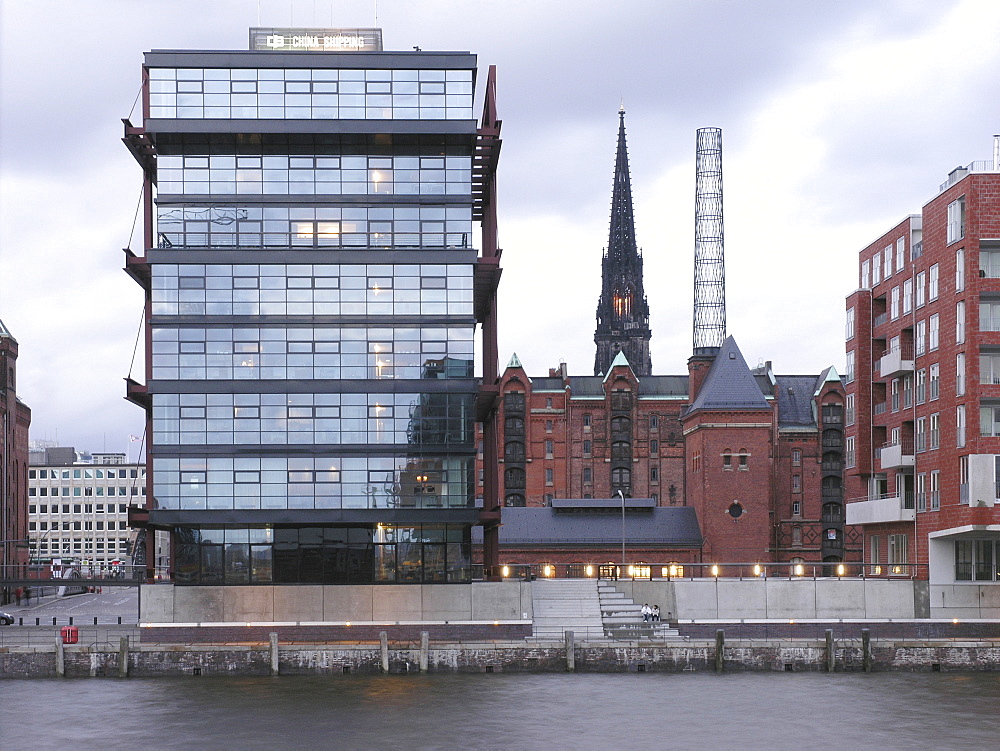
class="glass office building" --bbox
[124,30,502,585]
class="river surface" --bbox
[3,672,998,749]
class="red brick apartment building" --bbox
[845,155,1000,590]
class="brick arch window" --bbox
[504,493,525,507]
[504,441,524,462]
[738,449,749,470]
[504,467,525,489]
[610,415,631,433]
[611,467,631,486]
[611,441,631,461]
[504,391,525,412]
[611,390,632,411]
[504,415,524,435]
[722,448,732,470]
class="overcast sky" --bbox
[2,0,999,455]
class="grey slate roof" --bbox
[686,336,771,413]
[471,505,702,547]
[775,375,819,428]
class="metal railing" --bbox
[492,561,927,581]
[0,564,147,586]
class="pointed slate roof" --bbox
[686,336,771,413]
[602,350,633,382]
[506,352,524,369]
[0,318,13,339]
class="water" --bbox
[3,672,998,749]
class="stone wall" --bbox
[141,581,533,623]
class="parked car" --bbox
[0,611,14,626]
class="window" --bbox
[611,441,631,461]
[929,313,939,351]
[545,420,552,433]
[947,197,965,244]
[884,246,893,278]
[981,299,1000,331]
[610,416,631,433]
[792,449,801,466]
[650,415,659,429]
[722,450,732,470]
[890,287,900,319]
[583,440,592,456]
[929,413,940,450]
[915,416,927,452]
[791,474,801,493]
[902,375,913,408]
[544,440,553,459]
[861,260,871,289]
[650,439,659,454]
[915,320,925,356]
[957,404,966,448]
[929,264,939,300]
[650,466,659,482]
[916,472,927,511]
[582,414,592,430]
[980,350,1000,384]
[956,247,965,291]
[888,534,908,570]
[583,467,592,484]
[980,403,1000,436]
[956,301,965,344]
[929,471,940,510]
[891,379,900,412]
[845,307,855,340]
[846,394,855,426]
[957,353,966,396]
[845,351,855,383]
[902,279,913,314]
[929,363,940,400]
[738,450,749,470]
[896,238,906,274]
[872,251,882,285]
[611,467,631,487]
[792,500,801,516]
[981,246,1000,278]
[916,368,926,403]
[544,468,553,486]
[916,271,926,307]
[870,535,881,572]
[545,398,552,409]
[955,539,999,581]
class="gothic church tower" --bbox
[594,108,652,376]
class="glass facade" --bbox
[139,46,483,584]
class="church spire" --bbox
[594,108,652,377]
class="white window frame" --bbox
[916,271,926,307]
[861,259,871,289]
[884,246,893,279]
[929,412,940,450]
[929,313,939,351]
[873,252,882,286]
[947,197,965,244]
[956,247,965,291]
[903,278,913,314]
[915,320,926,356]
[846,307,855,340]
[929,263,939,300]
[957,404,966,448]
[956,300,965,343]
[957,352,966,396]
[896,238,906,274]
[930,363,940,400]
[891,286,900,320]
[929,471,940,510]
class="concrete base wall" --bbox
[141,582,533,624]
[929,584,1000,619]
[610,579,919,620]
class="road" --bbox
[2,587,138,623]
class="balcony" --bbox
[878,440,914,470]
[879,344,914,378]
[845,493,916,525]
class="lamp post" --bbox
[617,489,626,574]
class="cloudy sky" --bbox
[2,0,999,455]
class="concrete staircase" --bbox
[528,578,604,640]
[598,581,680,640]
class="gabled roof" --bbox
[814,366,841,396]
[775,375,819,428]
[506,352,524,370]
[602,350,633,382]
[0,318,13,339]
[686,336,771,413]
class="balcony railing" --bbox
[873,312,888,328]
[874,401,888,415]
[845,493,916,524]
[878,439,914,469]
[498,561,925,581]
[880,344,915,378]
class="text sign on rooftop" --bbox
[249,28,383,52]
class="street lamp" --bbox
[617,489,626,573]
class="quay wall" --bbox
[141,582,533,623]
[4,637,1000,678]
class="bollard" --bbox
[18,617,22,626]
[55,635,65,678]
[94,617,98,626]
[118,636,129,678]
[269,632,279,676]
[565,630,575,672]
[35,618,39,626]
[52,617,57,626]
[715,629,725,673]
[862,629,872,673]
[118,616,122,625]
[825,629,835,673]
[69,616,73,626]
[419,631,429,673]
[380,631,389,673]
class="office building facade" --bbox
[125,30,502,586]
[845,156,1000,591]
